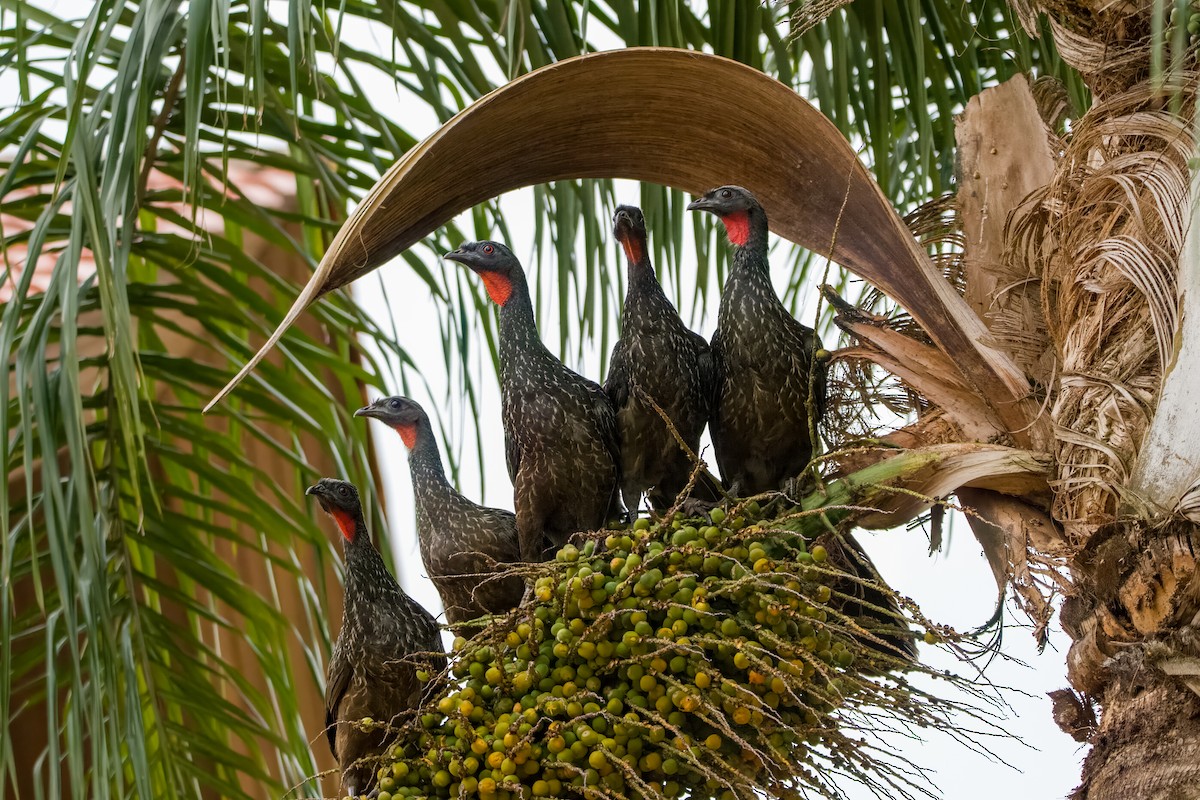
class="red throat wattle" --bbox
[480,272,513,306]
[620,234,644,265]
[721,210,751,247]
[394,422,418,449]
[330,507,357,541]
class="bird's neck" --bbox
[497,276,550,369]
[623,259,674,328]
[406,420,448,483]
[627,255,659,290]
[406,424,466,508]
[721,218,781,330]
[343,532,401,603]
[340,514,374,559]
[730,211,770,275]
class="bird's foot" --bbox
[568,529,610,557]
[673,496,722,520]
[780,472,821,506]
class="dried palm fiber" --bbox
[1031,75,1075,131]
[824,195,968,450]
[1008,0,1159,97]
[1007,75,1193,546]
[991,183,1061,390]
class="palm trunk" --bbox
[967,4,1200,794]
[1061,520,1200,798]
[1077,679,1200,797]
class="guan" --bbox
[356,395,523,631]
[689,185,915,659]
[445,241,622,562]
[687,185,827,497]
[307,478,446,796]
[604,204,723,512]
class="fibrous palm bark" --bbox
[952,5,1200,795]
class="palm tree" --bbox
[6,0,1192,798]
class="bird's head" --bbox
[612,205,648,265]
[306,478,363,542]
[354,395,428,449]
[686,185,762,247]
[444,241,521,306]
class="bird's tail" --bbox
[819,531,918,663]
[689,468,727,504]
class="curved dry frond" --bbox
[206,48,1037,453]
[815,441,1053,532]
[957,487,1069,650]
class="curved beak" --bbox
[353,404,376,419]
[443,248,470,265]
[686,196,714,212]
[306,483,335,513]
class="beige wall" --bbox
[7,182,355,799]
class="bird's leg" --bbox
[673,496,722,520]
[781,471,820,506]
[618,487,643,525]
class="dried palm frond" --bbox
[856,194,965,342]
[824,195,971,449]
[1031,75,1076,132]
[205,48,1038,449]
[957,75,1062,397]
[958,488,1070,650]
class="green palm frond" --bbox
[1,0,1083,797]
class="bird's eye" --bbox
[482,244,495,255]
[720,189,733,199]
[338,486,348,496]
[390,399,401,409]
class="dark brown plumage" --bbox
[604,205,722,512]
[445,241,622,562]
[355,396,523,631]
[687,185,826,497]
[689,185,915,660]
[307,478,446,797]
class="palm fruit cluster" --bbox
[1168,1,1200,39]
[367,499,919,800]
